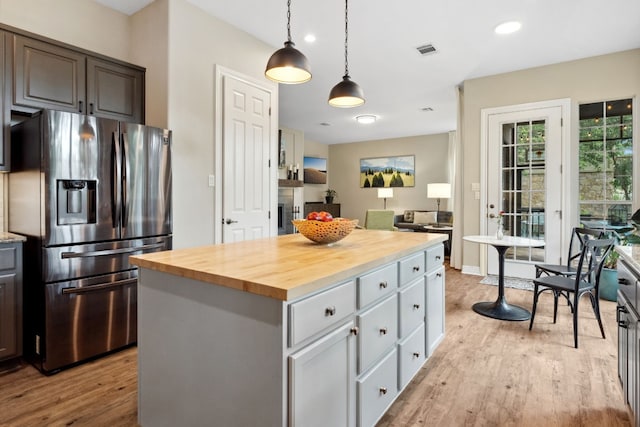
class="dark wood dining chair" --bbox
[529,237,615,348]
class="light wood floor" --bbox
[0,267,632,427]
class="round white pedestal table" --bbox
[463,235,545,321]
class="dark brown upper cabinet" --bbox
[11,34,144,124]
[0,31,8,171]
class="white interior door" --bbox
[486,105,563,278]
[222,75,272,243]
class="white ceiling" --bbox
[96,0,640,145]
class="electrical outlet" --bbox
[208,175,215,187]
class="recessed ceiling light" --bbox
[494,21,522,35]
[356,115,376,124]
[304,34,316,43]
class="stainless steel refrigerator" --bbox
[8,109,172,373]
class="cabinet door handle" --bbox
[436,255,441,260]
[379,327,388,335]
[350,327,359,336]
[79,100,84,113]
[413,303,420,310]
[89,102,94,115]
[412,266,420,272]
[325,306,336,316]
[413,352,420,358]
[379,387,387,395]
[379,281,388,289]
[436,273,442,277]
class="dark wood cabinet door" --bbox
[12,35,86,113]
[87,57,144,123]
[0,273,18,361]
[0,31,8,171]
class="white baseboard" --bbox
[461,265,482,276]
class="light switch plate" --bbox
[208,175,215,187]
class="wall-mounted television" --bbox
[303,156,327,184]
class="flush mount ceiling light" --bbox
[328,0,365,108]
[265,0,312,84]
[494,21,522,35]
[356,115,376,124]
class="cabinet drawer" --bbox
[358,263,397,309]
[357,348,398,427]
[289,280,355,347]
[398,323,426,390]
[358,294,397,374]
[398,277,425,338]
[399,252,424,287]
[0,246,17,271]
[426,244,444,273]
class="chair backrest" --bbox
[566,227,604,269]
[573,237,615,292]
[364,210,396,231]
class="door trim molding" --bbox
[213,65,279,244]
[479,98,571,276]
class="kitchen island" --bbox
[130,229,447,427]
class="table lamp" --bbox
[427,183,451,227]
[377,188,393,209]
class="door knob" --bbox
[224,218,238,225]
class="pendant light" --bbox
[328,0,364,108]
[79,116,95,140]
[265,0,312,84]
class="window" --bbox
[579,99,633,225]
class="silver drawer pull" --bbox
[413,303,420,310]
[379,327,388,335]
[325,306,336,316]
[379,387,387,395]
[412,266,420,272]
[350,327,359,336]
[379,281,388,289]
[413,352,420,358]
[436,273,442,277]
[436,255,441,260]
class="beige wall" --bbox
[0,0,131,61]
[164,0,274,248]
[328,133,450,226]
[461,48,640,269]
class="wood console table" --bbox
[304,202,340,218]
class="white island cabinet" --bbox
[131,230,446,427]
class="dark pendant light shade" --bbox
[265,41,312,84]
[328,74,364,108]
[265,0,312,84]
[328,0,364,108]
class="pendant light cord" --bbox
[343,0,349,76]
[286,0,292,42]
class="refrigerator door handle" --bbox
[61,278,138,295]
[60,242,166,259]
[112,132,122,229]
[122,132,130,228]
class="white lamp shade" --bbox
[427,183,451,199]
[377,188,394,199]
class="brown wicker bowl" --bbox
[292,218,359,244]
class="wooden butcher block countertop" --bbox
[130,229,447,301]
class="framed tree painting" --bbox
[360,155,415,188]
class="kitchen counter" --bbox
[617,245,640,276]
[130,229,446,300]
[132,230,447,427]
[0,232,26,244]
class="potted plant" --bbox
[599,231,627,301]
[325,189,337,204]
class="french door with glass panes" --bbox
[486,106,563,279]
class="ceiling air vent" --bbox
[416,44,437,56]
